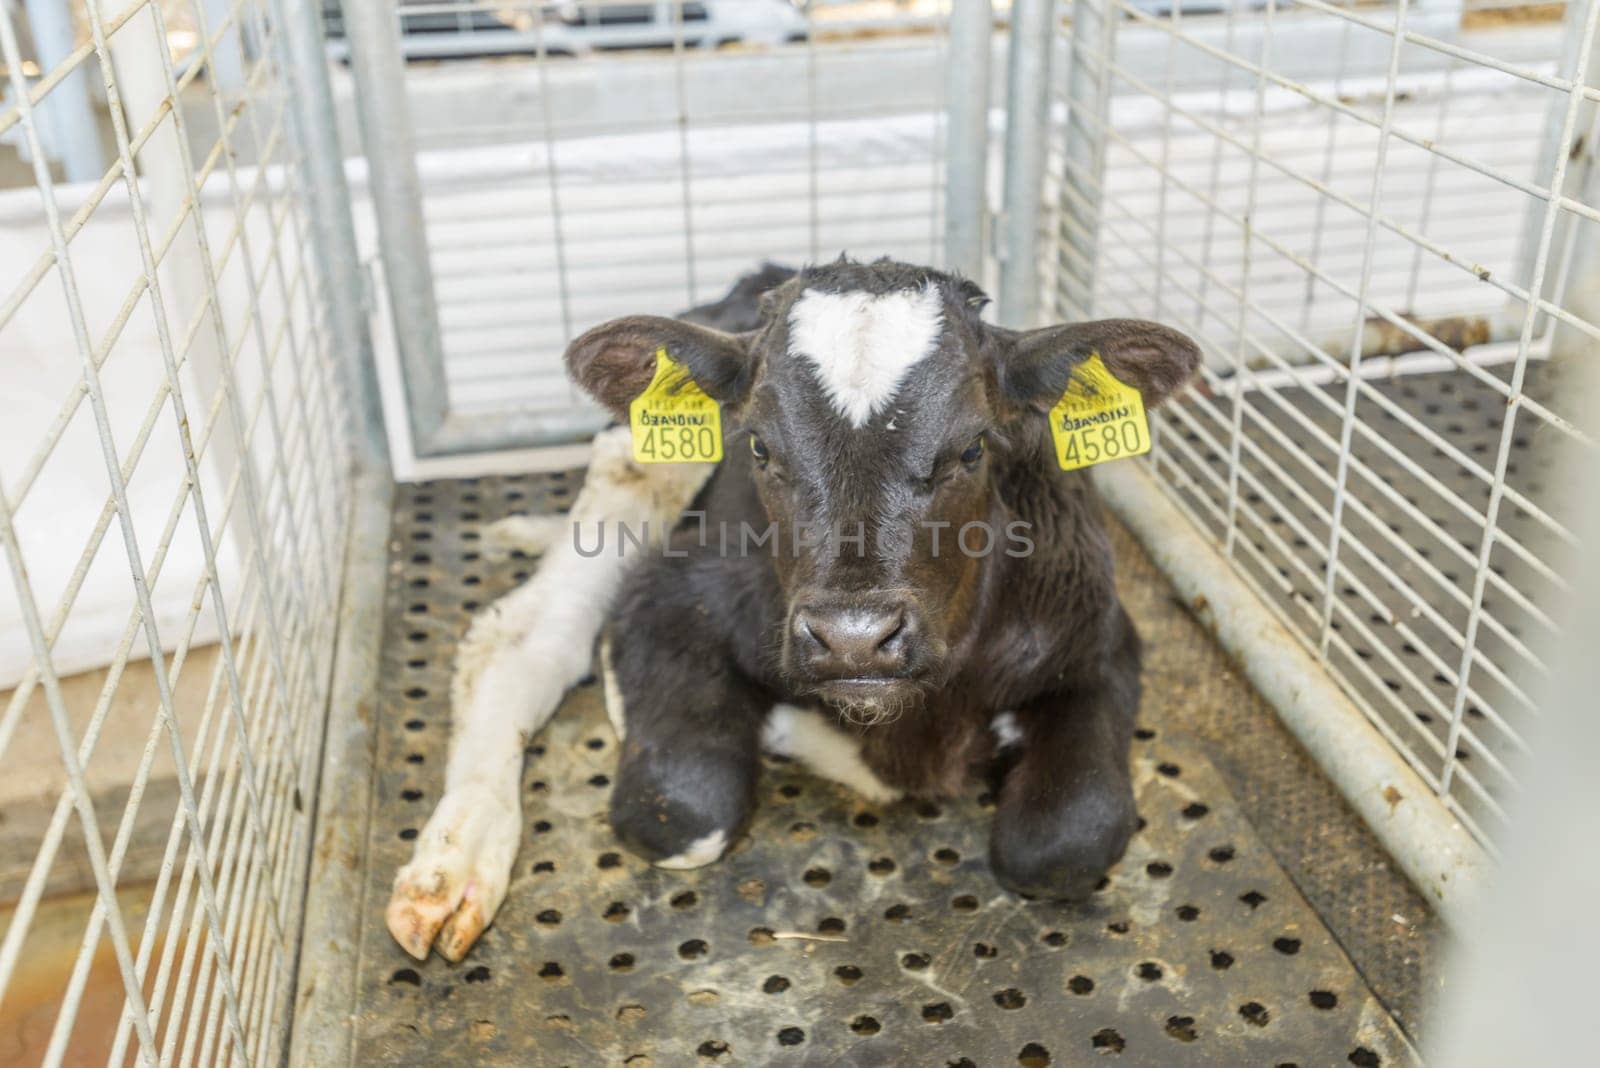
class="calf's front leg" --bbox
[386,429,712,961]
[989,630,1141,900]
[601,590,770,867]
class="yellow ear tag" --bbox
[629,348,724,463]
[1048,353,1150,471]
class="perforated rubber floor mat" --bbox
[348,476,1419,1066]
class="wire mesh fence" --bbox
[340,0,966,454]
[1049,0,1598,849]
[0,1,354,1063]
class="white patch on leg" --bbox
[787,284,944,427]
[991,711,1024,750]
[600,632,626,742]
[654,829,729,870]
[387,426,713,960]
[761,703,902,803]
[386,781,520,961]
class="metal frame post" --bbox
[340,0,451,455]
[1057,0,1114,320]
[275,0,390,472]
[21,0,107,182]
[998,0,1057,327]
[944,0,992,281]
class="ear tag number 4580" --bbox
[1048,353,1151,472]
[630,348,724,464]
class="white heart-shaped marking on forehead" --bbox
[786,283,944,428]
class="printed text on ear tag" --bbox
[630,347,724,463]
[1048,353,1150,471]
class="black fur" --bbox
[576,257,1199,898]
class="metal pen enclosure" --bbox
[0,0,1597,1063]
[344,0,1599,920]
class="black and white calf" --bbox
[388,259,1199,962]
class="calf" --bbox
[387,258,1198,961]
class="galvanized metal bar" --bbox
[943,0,991,281]
[275,0,391,471]
[997,0,1055,327]
[341,0,451,453]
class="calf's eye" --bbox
[750,434,770,468]
[960,435,985,466]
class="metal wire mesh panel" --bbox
[0,1,355,1062]
[344,0,963,453]
[1047,0,1598,849]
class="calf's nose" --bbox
[793,600,912,676]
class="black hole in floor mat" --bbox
[1090,1029,1122,1054]
[993,988,1026,1010]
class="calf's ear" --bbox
[565,315,755,420]
[993,318,1201,414]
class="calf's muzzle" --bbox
[789,592,926,681]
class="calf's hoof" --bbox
[989,791,1136,901]
[608,742,756,869]
[386,782,520,961]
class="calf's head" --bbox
[567,259,1199,719]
